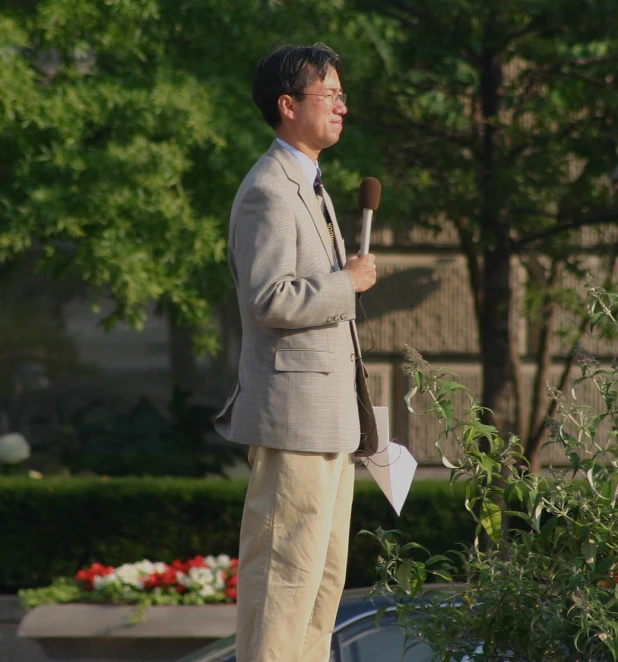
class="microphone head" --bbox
[358,177,382,211]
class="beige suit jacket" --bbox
[215,140,368,453]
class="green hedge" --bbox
[0,477,474,593]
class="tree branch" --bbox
[373,0,430,28]
[506,115,609,165]
[524,258,562,445]
[527,243,618,458]
[390,118,476,152]
[513,209,618,249]
[509,56,618,124]
[377,114,479,158]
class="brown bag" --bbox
[355,359,378,456]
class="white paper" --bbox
[361,406,417,515]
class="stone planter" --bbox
[18,603,237,662]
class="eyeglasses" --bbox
[294,92,347,107]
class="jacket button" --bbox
[326,316,333,323]
[350,353,355,362]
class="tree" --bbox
[336,0,618,471]
[9,0,618,475]
[0,0,317,354]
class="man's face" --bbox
[280,66,347,159]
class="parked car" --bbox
[175,588,435,662]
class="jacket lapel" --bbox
[267,142,336,267]
[322,187,347,271]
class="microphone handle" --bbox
[360,209,373,256]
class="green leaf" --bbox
[581,539,598,566]
[479,500,502,543]
[504,510,532,526]
[590,311,604,330]
[374,605,388,627]
[569,453,581,476]
[527,490,544,532]
[396,563,412,593]
[431,569,453,583]
[441,454,459,469]
[603,622,618,661]
[400,541,430,555]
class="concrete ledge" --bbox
[18,604,237,662]
[19,604,236,638]
[18,638,214,662]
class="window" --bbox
[335,613,434,662]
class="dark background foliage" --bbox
[0,477,474,593]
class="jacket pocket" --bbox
[274,349,334,373]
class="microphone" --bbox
[358,177,381,256]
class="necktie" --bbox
[314,175,335,245]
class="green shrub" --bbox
[0,476,473,594]
[350,480,474,588]
[370,330,618,659]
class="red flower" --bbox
[143,567,179,591]
[600,568,618,589]
[73,555,240,600]
[224,563,239,602]
[75,563,115,591]
[225,573,238,601]
[170,559,189,574]
[171,555,208,574]
[187,555,207,569]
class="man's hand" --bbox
[344,254,377,293]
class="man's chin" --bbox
[324,132,343,148]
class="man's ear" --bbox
[278,94,296,122]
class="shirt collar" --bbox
[276,137,320,187]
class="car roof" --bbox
[175,589,390,662]
[334,584,464,627]
[333,588,393,629]
[175,585,464,662]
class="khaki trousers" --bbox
[235,446,355,662]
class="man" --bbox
[215,43,377,662]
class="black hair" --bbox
[252,43,343,129]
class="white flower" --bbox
[77,553,238,605]
[206,554,231,571]
[193,566,214,583]
[114,563,146,589]
[0,433,30,465]
[214,570,226,591]
[179,566,214,590]
[94,572,118,590]
[215,554,231,568]
[131,560,167,576]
